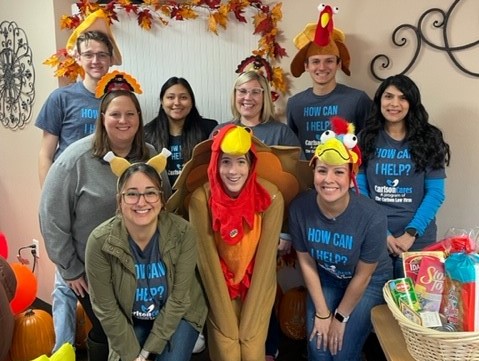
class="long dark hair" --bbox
[359,74,450,172]
[144,77,209,162]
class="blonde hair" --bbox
[230,71,275,123]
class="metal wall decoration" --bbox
[370,0,479,81]
[0,21,35,130]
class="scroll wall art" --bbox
[370,0,479,81]
[0,21,35,130]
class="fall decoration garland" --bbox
[44,0,289,94]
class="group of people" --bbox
[36,8,450,361]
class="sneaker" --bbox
[193,333,206,353]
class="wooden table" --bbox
[371,304,415,361]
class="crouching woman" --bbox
[86,151,207,361]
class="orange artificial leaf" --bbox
[76,0,100,16]
[43,54,60,67]
[272,66,288,94]
[143,0,161,10]
[178,8,198,20]
[138,10,153,30]
[208,13,218,34]
[216,4,229,28]
[158,4,172,17]
[60,15,81,30]
[270,3,283,23]
[117,0,133,6]
[252,49,266,58]
[75,0,90,15]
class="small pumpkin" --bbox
[75,301,92,349]
[9,309,54,361]
[278,285,307,340]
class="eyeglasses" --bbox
[121,189,162,205]
[80,52,111,61]
[235,87,264,97]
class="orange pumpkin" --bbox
[9,309,54,361]
[75,301,92,349]
[278,286,307,340]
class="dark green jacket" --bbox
[86,211,207,361]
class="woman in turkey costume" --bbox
[185,125,286,360]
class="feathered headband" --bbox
[290,3,351,77]
[103,148,172,179]
[235,55,279,102]
[95,70,143,98]
[310,117,362,192]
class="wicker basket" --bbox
[383,284,479,361]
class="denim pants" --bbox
[133,318,198,361]
[306,271,389,361]
[391,255,405,279]
[52,269,78,352]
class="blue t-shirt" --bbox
[35,81,100,160]
[289,190,391,279]
[130,231,168,321]
[287,84,372,160]
[359,129,446,249]
[167,135,183,185]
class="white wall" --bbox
[1,0,478,301]
[110,7,260,123]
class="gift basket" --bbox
[383,233,479,361]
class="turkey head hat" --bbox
[290,3,351,77]
[310,117,362,192]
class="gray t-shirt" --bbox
[35,81,100,160]
[287,84,372,159]
[289,189,392,279]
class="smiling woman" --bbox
[86,151,207,361]
[45,0,288,123]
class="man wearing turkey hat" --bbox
[286,4,372,161]
[35,9,122,355]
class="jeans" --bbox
[391,255,405,279]
[265,311,280,356]
[52,269,77,352]
[134,318,198,361]
[306,271,389,361]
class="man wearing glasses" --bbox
[35,11,121,354]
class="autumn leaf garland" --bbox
[44,0,289,94]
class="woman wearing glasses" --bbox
[223,71,306,360]
[85,153,206,361]
[212,71,304,360]
[39,72,171,361]
[214,71,301,150]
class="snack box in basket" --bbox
[414,254,445,312]
[388,277,421,312]
[402,251,444,283]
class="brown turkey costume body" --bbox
[191,125,282,360]
[167,124,311,361]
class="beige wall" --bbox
[1,0,478,302]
